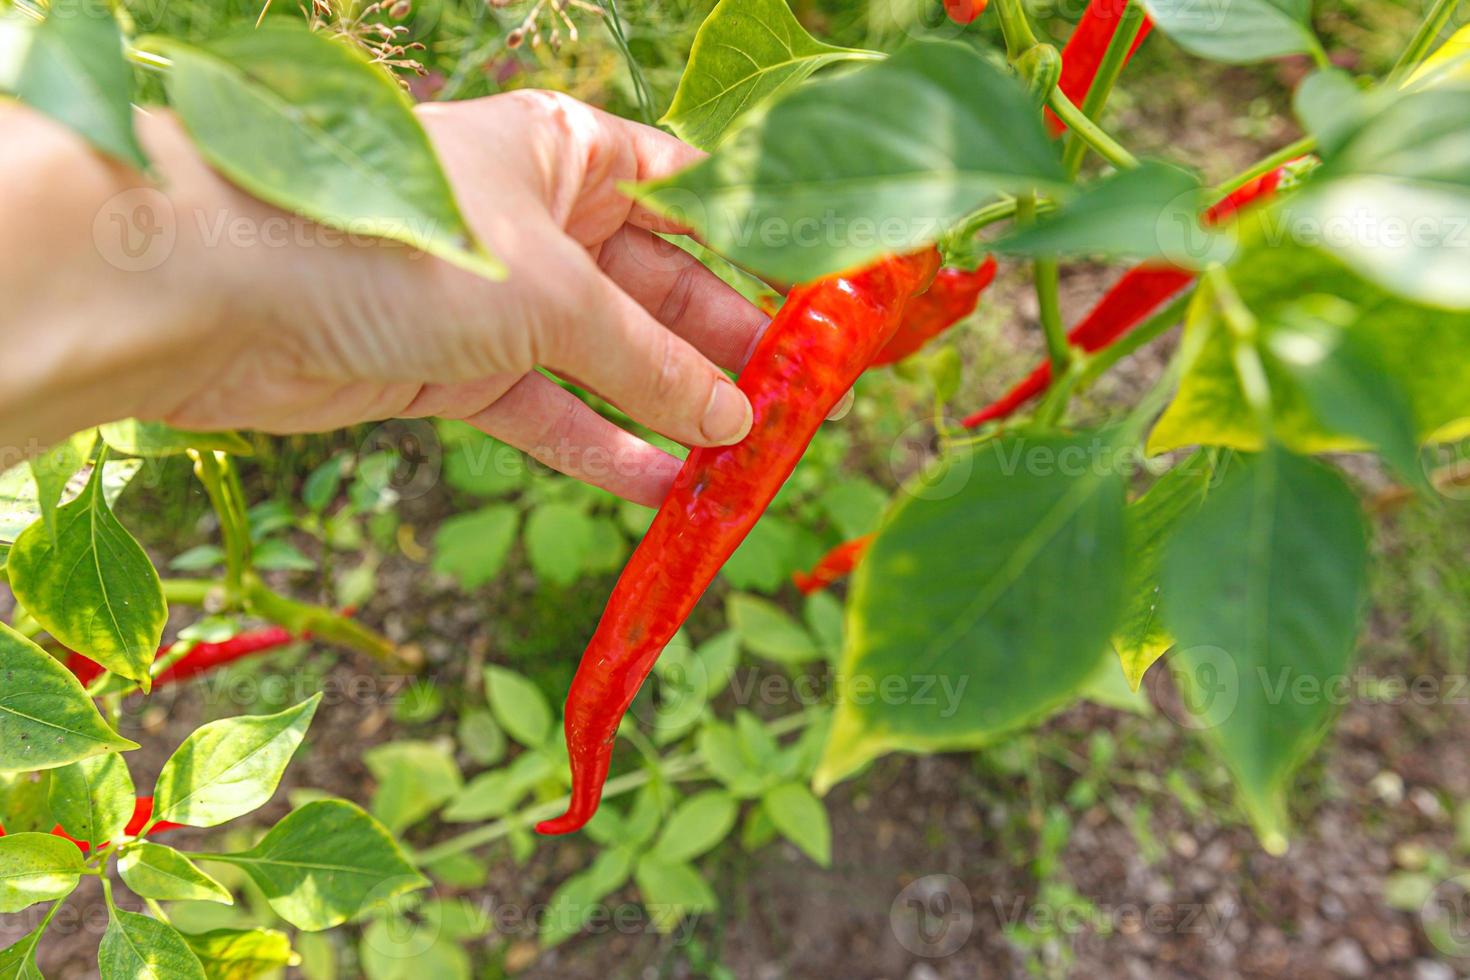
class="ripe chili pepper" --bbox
[793,535,874,595]
[0,797,181,850]
[1045,0,1154,134]
[870,258,998,367]
[65,626,297,689]
[537,249,941,836]
[944,0,987,25]
[962,164,1294,428]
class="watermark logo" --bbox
[1422,874,1470,959]
[890,874,974,957]
[93,188,176,272]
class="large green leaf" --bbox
[0,622,137,772]
[152,695,321,828]
[636,40,1066,283]
[1113,453,1216,689]
[1160,448,1366,851]
[1140,0,1320,64]
[1149,217,1470,454]
[727,593,818,665]
[100,908,207,980]
[204,799,426,931]
[13,0,147,168]
[363,740,462,834]
[815,431,1126,791]
[6,456,165,687]
[1289,84,1470,309]
[484,667,553,748]
[48,752,135,846]
[661,0,879,150]
[994,162,1219,265]
[119,842,234,904]
[0,834,84,913]
[0,457,141,546]
[99,420,253,458]
[181,928,296,980]
[145,24,501,279]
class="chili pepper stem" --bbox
[1213,136,1316,198]
[1392,0,1467,78]
[1047,89,1139,170]
[1035,257,1071,375]
[1061,0,1149,176]
[993,0,1040,58]
[243,574,401,665]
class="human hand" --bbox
[122,91,770,507]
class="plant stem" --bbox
[242,574,400,664]
[1047,89,1139,170]
[190,452,250,603]
[1392,0,1465,78]
[948,196,1058,244]
[1211,136,1316,197]
[993,0,1040,57]
[411,708,822,866]
[1208,267,1273,428]
[1062,0,1148,176]
[161,578,222,608]
[1035,258,1070,375]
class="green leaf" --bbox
[208,799,426,931]
[1113,453,1216,689]
[804,590,844,661]
[363,740,462,834]
[99,420,253,458]
[0,773,54,836]
[761,783,831,867]
[301,457,345,513]
[817,480,887,539]
[119,842,234,904]
[170,544,227,572]
[1292,68,1370,156]
[100,907,207,980]
[1289,85,1470,309]
[1140,0,1319,64]
[582,516,629,574]
[360,917,470,980]
[7,457,166,687]
[0,622,138,771]
[993,161,1219,266]
[48,752,135,846]
[455,708,506,767]
[144,24,501,280]
[29,429,95,539]
[152,694,321,828]
[653,790,738,863]
[0,835,83,913]
[540,848,635,948]
[524,502,594,587]
[727,593,818,665]
[13,0,147,168]
[697,722,767,798]
[431,505,519,590]
[1266,306,1430,495]
[636,40,1066,283]
[720,515,799,593]
[632,856,717,931]
[1161,448,1367,852]
[1149,217,1470,454]
[0,911,52,980]
[251,539,316,572]
[484,667,553,748]
[660,0,878,150]
[438,422,525,498]
[180,928,296,980]
[816,432,1126,790]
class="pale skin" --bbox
[0,90,788,508]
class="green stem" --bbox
[243,574,399,664]
[411,708,822,866]
[1062,0,1148,176]
[1048,88,1139,170]
[1392,0,1465,78]
[161,578,222,608]
[1211,136,1316,197]
[190,452,249,603]
[1035,258,1070,375]
[1208,267,1273,428]
[1035,354,1088,427]
[11,608,43,639]
[994,0,1040,57]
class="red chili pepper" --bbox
[0,796,181,850]
[869,258,998,367]
[944,0,987,25]
[792,535,874,595]
[537,249,941,836]
[1046,0,1154,135]
[65,626,298,689]
[962,164,1294,428]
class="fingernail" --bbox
[702,378,753,444]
